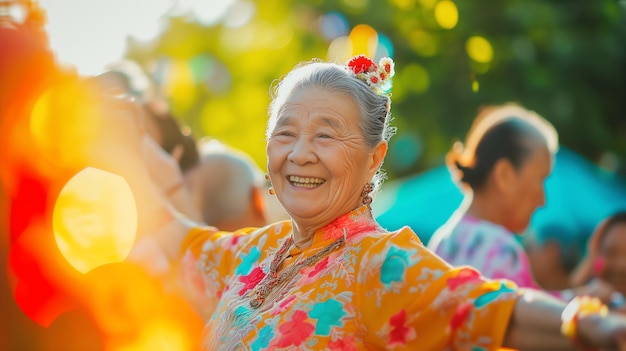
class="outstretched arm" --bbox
[503,289,626,350]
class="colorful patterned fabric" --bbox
[180,206,519,350]
[428,214,541,290]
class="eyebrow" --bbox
[276,107,345,129]
[319,115,343,129]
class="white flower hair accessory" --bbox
[346,55,395,96]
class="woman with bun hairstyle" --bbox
[428,103,615,302]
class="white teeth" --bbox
[289,175,325,186]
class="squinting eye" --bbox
[274,131,294,137]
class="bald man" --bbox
[183,140,273,231]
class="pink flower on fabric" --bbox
[180,251,205,295]
[308,256,329,278]
[274,310,315,347]
[231,235,241,246]
[272,295,297,316]
[446,267,482,291]
[328,334,358,351]
[322,209,377,240]
[238,266,266,296]
[388,310,416,346]
[450,302,472,330]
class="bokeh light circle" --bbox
[52,167,137,274]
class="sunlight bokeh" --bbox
[52,167,137,273]
[434,0,458,29]
[466,35,494,63]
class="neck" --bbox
[290,222,317,249]
[289,203,366,249]
[466,190,508,228]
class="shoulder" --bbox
[355,225,451,268]
[449,215,513,243]
[428,214,477,249]
[358,225,423,247]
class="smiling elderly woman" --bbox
[138,56,626,350]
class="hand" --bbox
[141,134,185,195]
[80,87,147,177]
[576,279,620,306]
[578,312,626,350]
[570,219,611,287]
[602,314,626,351]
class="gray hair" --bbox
[266,59,396,192]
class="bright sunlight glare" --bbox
[39,0,172,76]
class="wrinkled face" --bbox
[505,145,552,233]
[599,222,626,295]
[266,86,381,227]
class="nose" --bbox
[287,137,318,165]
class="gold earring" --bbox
[268,187,275,195]
[361,182,373,207]
[265,174,270,181]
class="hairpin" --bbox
[346,55,395,96]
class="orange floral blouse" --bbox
[179,206,520,350]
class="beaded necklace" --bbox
[249,229,346,309]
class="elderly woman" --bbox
[115,56,626,350]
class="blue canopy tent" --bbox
[373,147,626,245]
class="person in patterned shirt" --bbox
[427,103,617,305]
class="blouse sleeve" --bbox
[357,227,520,350]
[178,225,258,318]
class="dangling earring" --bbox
[265,174,275,195]
[361,182,373,207]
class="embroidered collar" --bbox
[289,206,379,257]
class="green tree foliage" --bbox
[126,0,626,180]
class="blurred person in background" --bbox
[570,211,626,310]
[427,103,615,303]
[97,60,201,174]
[142,98,200,174]
[525,222,587,291]
[182,139,270,232]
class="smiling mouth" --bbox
[288,175,326,188]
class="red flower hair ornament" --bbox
[347,55,395,96]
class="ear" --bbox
[491,158,517,194]
[368,140,388,177]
